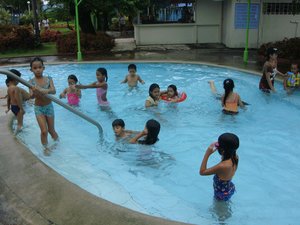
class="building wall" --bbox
[222,0,300,48]
[260,15,300,44]
[196,0,222,43]
[221,0,260,48]
[134,0,222,45]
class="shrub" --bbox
[41,29,62,42]
[0,25,35,51]
[56,31,115,54]
[258,38,300,60]
[258,37,300,73]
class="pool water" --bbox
[1,63,300,225]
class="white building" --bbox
[134,0,300,48]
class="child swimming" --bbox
[76,68,109,107]
[112,119,136,140]
[121,64,145,87]
[145,83,160,108]
[29,57,59,148]
[199,133,239,201]
[130,119,160,145]
[160,84,179,102]
[209,79,245,114]
[59,74,81,106]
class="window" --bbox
[263,2,300,15]
[140,1,195,24]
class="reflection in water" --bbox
[209,199,233,224]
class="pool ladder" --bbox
[0,70,103,135]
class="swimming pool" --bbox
[1,62,300,225]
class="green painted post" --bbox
[243,0,251,64]
[75,0,83,61]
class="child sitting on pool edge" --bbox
[130,119,160,145]
[59,74,81,106]
[112,119,136,140]
[121,64,145,87]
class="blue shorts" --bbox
[11,105,20,116]
[34,103,54,117]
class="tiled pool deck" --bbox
[0,47,262,225]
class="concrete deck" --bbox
[0,44,263,225]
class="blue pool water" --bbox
[1,63,300,225]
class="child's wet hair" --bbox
[217,133,239,167]
[97,67,108,81]
[6,69,21,83]
[9,69,21,77]
[112,119,125,128]
[168,84,178,96]
[223,78,234,106]
[128,64,137,71]
[68,74,78,84]
[149,83,160,99]
[139,119,160,145]
[30,57,44,68]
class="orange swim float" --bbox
[161,92,187,103]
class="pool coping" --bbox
[0,60,279,225]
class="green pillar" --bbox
[243,0,251,64]
[75,0,83,61]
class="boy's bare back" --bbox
[7,85,20,105]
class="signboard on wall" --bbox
[235,3,260,29]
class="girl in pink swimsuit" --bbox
[76,68,109,106]
[59,74,81,106]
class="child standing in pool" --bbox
[76,68,109,107]
[121,64,145,87]
[130,119,160,145]
[29,57,59,147]
[59,74,81,106]
[5,69,30,132]
[259,47,285,93]
[209,79,244,114]
[145,83,160,108]
[283,63,300,93]
[199,133,239,201]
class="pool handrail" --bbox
[0,70,103,135]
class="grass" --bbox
[0,42,57,58]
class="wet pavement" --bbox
[0,40,262,73]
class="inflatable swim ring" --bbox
[161,92,187,103]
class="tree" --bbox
[0,7,10,24]
[48,0,148,34]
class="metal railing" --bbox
[0,70,103,135]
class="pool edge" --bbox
[0,91,188,225]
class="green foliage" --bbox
[40,29,61,42]
[19,11,34,25]
[258,38,300,60]
[48,0,148,32]
[0,7,10,24]
[0,25,35,51]
[56,31,115,54]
